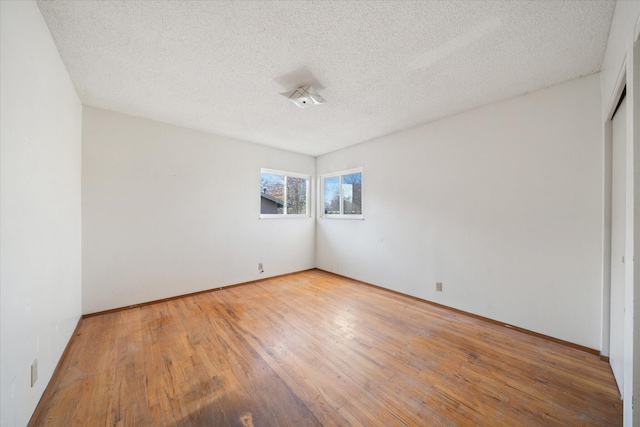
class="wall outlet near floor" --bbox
[436,282,443,292]
[31,359,37,387]
[258,263,264,273]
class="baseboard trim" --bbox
[81,269,315,319]
[27,317,83,427]
[314,269,600,357]
[600,355,610,363]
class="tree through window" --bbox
[322,168,363,218]
[260,169,309,217]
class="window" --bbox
[260,169,310,218]
[321,168,363,218]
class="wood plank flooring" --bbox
[29,270,622,426]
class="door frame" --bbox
[600,25,640,427]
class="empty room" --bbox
[2,0,639,426]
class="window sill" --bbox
[259,215,311,220]
[320,215,364,220]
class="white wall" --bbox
[316,73,602,349]
[82,106,315,314]
[0,2,82,426]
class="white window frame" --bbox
[259,168,311,219]
[320,167,364,219]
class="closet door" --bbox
[609,95,626,397]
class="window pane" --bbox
[260,173,284,214]
[342,172,362,215]
[324,176,340,214]
[286,177,307,214]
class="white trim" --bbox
[606,58,627,121]
[623,36,639,427]
[261,168,310,180]
[319,167,364,220]
[601,118,613,358]
[602,49,628,364]
[323,216,364,221]
[259,168,311,219]
[259,215,310,219]
[321,167,364,179]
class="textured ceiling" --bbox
[37,1,615,156]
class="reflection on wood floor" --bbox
[29,269,622,426]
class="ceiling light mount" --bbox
[281,85,326,108]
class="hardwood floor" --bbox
[30,270,622,426]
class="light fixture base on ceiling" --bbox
[281,85,326,108]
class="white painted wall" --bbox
[82,107,315,314]
[316,74,602,349]
[0,2,82,426]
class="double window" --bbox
[260,169,310,218]
[321,168,363,219]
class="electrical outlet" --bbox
[258,263,264,273]
[436,282,443,292]
[31,359,37,387]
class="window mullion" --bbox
[339,175,344,215]
[283,175,288,215]
[306,177,310,215]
